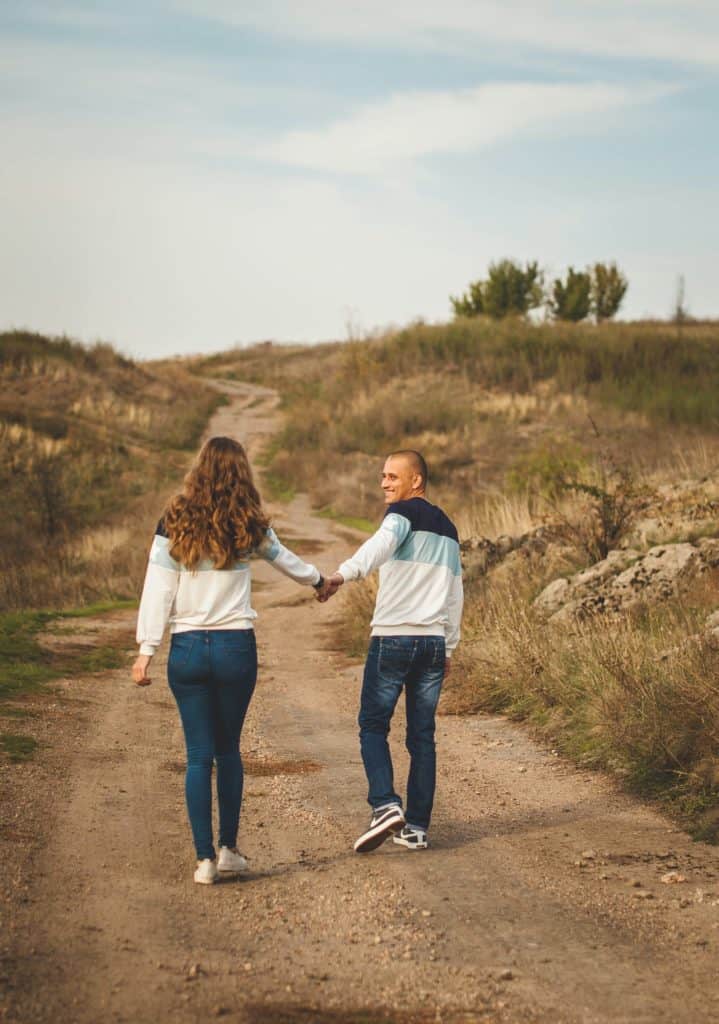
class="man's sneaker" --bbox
[393,826,428,850]
[353,804,405,853]
[218,846,249,874]
[193,858,219,885]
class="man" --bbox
[319,450,463,853]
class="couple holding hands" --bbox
[133,437,463,884]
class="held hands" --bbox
[132,654,153,686]
[315,572,344,603]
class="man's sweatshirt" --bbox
[336,497,463,652]
[136,521,320,656]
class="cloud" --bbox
[176,0,719,66]
[260,81,680,174]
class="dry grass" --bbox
[0,330,222,612]
[446,558,719,837]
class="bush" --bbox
[550,267,592,322]
[591,262,628,322]
[451,259,544,319]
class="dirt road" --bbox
[3,382,719,1024]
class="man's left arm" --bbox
[444,571,464,674]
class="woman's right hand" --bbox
[132,654,153,686]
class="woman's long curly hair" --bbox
[163,436,270,570]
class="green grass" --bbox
[58,599,138,619]
[317,508,376,534]
[0,603,132,703]
[0,733,38,763]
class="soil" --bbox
[2,382,719,1024]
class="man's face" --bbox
[381,456,422,504]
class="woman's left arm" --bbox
[256,528,322,586]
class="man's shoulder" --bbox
[384,498,458,542]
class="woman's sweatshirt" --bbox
[136,521,320,655]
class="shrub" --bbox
[550,267,592,322]
[451,260,544,319]
[591,262,628,322]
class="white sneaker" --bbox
[392,825,428,850]
[218,846,249,874]
[194,858,219,884]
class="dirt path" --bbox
[3,381,719,1024]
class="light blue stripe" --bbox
[149,535,250,573]
[262,528,281,562]
[393,530,461,575]
[383,513,411,543]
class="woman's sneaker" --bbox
[354,804,405,853]
[218,846,249,874]
[392,826,428,850]
[194,858,219,884]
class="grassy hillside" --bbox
[194,319,719,525]
[0,330,223,612]
[195,318,719,837]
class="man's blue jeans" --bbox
[167,629,257,861]
[359,635,445,832]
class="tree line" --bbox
[451,260,628,322]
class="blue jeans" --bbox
[358,635,445,832]
[167,629,257,861]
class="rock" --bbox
[533,577,571,617]
[633,891,654,900]
[534,541,714,623]
[661,871,687,884]
[581,850,597,860]
[498,969,515,981]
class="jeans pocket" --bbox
[378,637,413,677]
[169,635,196,669]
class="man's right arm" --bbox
[333,511,411,584]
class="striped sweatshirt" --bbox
[336,497,463,652]
[136,521,320,656]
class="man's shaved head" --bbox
[387,450,428,489]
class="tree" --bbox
[590,262,628,322]
[451,259,543,319]
[450,279,485,317]
[550,267,592,322]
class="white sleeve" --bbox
[256,528,321,586]
[136,534,180,656]
[336,513,411,581]
[445,571,464,654]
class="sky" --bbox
[1,1,718,359]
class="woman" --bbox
[132,436,324,884]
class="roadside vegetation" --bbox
[195,316,719,837]
[0,330,222,612]
[0,331,223,758]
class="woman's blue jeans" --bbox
[359,635,445,832]
[167,629,257,861]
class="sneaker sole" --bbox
[193,874,218,885]
[354,815,405,853]
[218,865,249,874]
